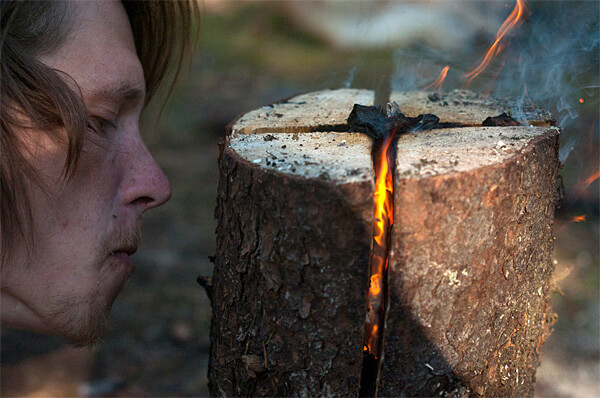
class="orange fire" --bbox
[582,169,600,189]
[572,215,587,223]
[424,66,450,92]
[364,129,397,357]
[373,133,396,247]
[464,0,530,83]
[574,167,600,196]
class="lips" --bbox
[105,226,140,278]
[108,247,137,277]
[110,245,137,257]
[111,251,133,262]
[97,250,135,308]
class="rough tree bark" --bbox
[208,89,559,397]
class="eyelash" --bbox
[88,116,117,135]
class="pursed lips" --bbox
[107,244,137,277]
[109,245,137,257]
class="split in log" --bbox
[209,89,559,397]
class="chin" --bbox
[49,295,112,347]
[44,256,133,346]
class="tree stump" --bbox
[208,89,559,397]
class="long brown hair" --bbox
[0,0,199,265]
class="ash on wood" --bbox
[209,89,559,397]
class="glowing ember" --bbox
[464,0,529,83]
[424,65,450,92]
[572,215,587,223]
[579,98,585,104]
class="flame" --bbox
[464,0,529,83]
[573,122,599,197]
[364,129,397,358]
[482,50,510,97]
[373,134,396,246]
[574,167,600,196]
[572,215,587,223]
[583,169,600,189]
[424,66,450,92]
[370,274,382,296]
[579,98,585,104]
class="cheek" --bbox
[70,143,122,200]
[23,132,69,184]
[32,143,122,250]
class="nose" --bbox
[120,138,172,214]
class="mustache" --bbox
[102,223,142,255]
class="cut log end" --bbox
[229,126,558,183]
[229,89,554,136]
[229,132,373,184]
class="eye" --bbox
[88,115,118,135]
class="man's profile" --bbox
[1,0,197,346]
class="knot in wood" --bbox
[241,354,267,378]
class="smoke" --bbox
[387,1,598,171]
[492,1,599,133]
[344,66,358,88]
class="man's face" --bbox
[1,0,171,345]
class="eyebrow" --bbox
[89,81,146,104]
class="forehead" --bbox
[39,0,145,100]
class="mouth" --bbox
[109,245,137,257]
[107,246,137,276]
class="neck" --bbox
[1,289,51,335]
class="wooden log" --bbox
[380,126,559,397]
[209,89,559,397]
[210,131,374,397]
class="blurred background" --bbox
[2,1,598,396]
